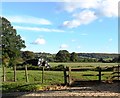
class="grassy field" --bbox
[1,62,118,92]
[50,62,117,68]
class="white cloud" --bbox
[63,20,80,28]
[63,0,100,12]
[63,10,97,28]
[32,38,46,45]
[99,0,119,17]
[6,15,52,25]
[62,0,119,17]
[61,0,119,28]
[14,25,65,33]
[60,44,68,49]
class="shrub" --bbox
[51,64,65,71]
[16,64,66,71]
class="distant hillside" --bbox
[34,52,118,59]
[21,51,119,62]
[78,53,118,59]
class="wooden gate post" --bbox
[118,65,120,80]
[63,66,67,85]
[68,67,72,85]
[98,67,101,83]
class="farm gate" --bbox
[63,65,120,85]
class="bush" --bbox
[16,64,67,71]
[16,64,42,70]
[51,64,65,71]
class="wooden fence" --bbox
[111,65,120,80]
[63,65,120,85]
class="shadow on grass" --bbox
[1,80,120,98]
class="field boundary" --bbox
[63,65,120,85]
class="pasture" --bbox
[1,62,119,92]
[50,62,117,68]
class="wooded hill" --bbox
[34,52,118,59]
[78,53,118,59]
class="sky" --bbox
[2,0,119,53]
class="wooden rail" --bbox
[112,65,120,80]
[63,66,103,85]
[63,65,120,85]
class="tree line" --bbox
[20,50,120,63]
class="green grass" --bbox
[1,62,118,92]
[3,69,64,84]
[1,69,64,92]
[50,62,117,68]
[1,82,49,92]
[70,71,113,80]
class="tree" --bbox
[1,17,26,81]
[98,58,104,62]
[70,52,78,62]
[22,51,35,61]
[55,50,70,62]
[1,17,26,58]
[112,56,120,63]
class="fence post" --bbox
[98,67,101,83]
[68,67,72,85]
[42,67,44,84]
[118,65,120,80]
[3,65,6,82]
[13,65,16,82]
[63,66,67,85]
[25,65,29,82]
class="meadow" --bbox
[1,62,118,92]
[50,62,117,68]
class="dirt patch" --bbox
[2,82,120,97]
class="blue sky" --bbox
[2,0,119,53]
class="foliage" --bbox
[30,51,118,63]
[22,51,35,61]
[52,64,65,71]
[78,53,118,59]
[2,53,10,67]
[112,56,120,63]
[16,64,65,71]
[55,50,70,62]
[70,52,78,62]
[98,58,104,62]
[1,17,26,66]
